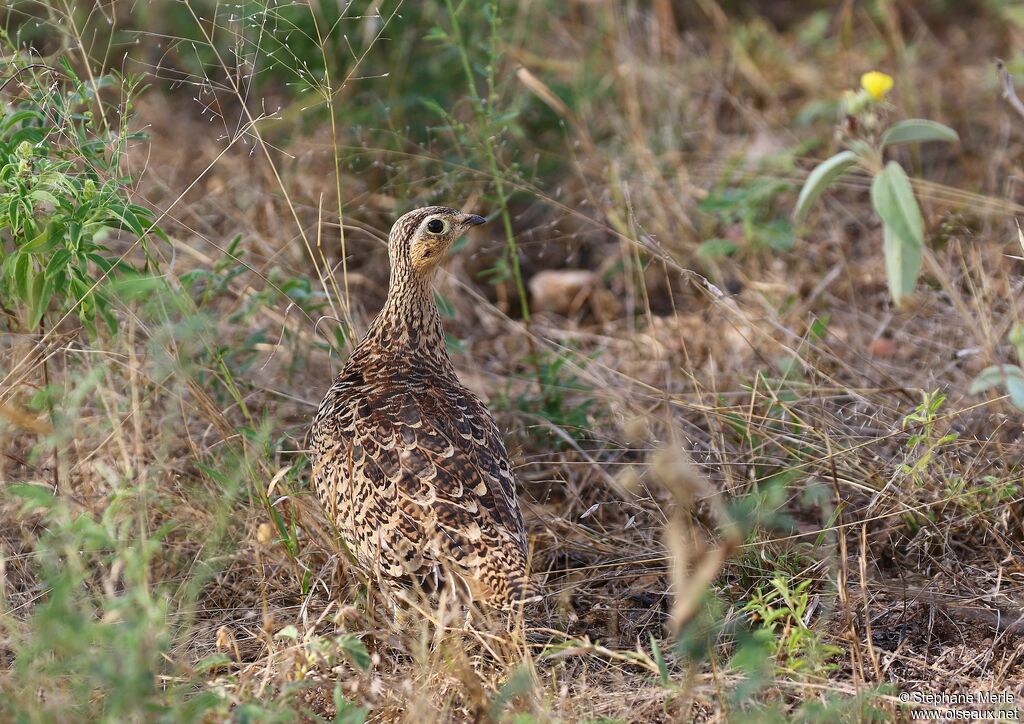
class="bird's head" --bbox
[388,206,487,278]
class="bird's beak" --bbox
[462,213,487,226]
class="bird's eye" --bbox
[426,218,446,234]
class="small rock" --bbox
[867,337,895,358]
[256,521,275,546]
[529,269,601,316]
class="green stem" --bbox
[443,0,530,320]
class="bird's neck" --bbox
[362,266,455,375]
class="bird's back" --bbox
[310,346,534,608]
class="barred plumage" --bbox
[309,206,536,609]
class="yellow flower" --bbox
[860,71,894,101]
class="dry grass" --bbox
[2,1,1024,721]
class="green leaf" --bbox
[68,221,82,250]
[489,666,535,723]
[9,125,46,146]
[872,162,924,304]
[27,271,49,328]
[969,365,1024,394]
[6,197,20,231]
[22,221,60,254]
[34,274,55,327]
[332,685,369,724]
[881,224,922,306]
[177,691,225,720]
[1,109,45,134]
[275,625,299,640]
[809,314,830,341]
[336,634,371,671]
[872,162,924,249]
[761,219,795,251]
[12,252,31,301]
[98,298,119,335]
[1007,374,1024,410]
[650,634,670,685]
[794,150,858,222]
[268,503,298,557]
[45,249,71,277]
[194,653,232,673]
[7,483,56,511]
[107,274,166,302]
[106,203,145,236]
[696,238,739,258]
[881,119,959,148]
[28,189,61,208]
[419,97,451,121]
[85,253,115,274]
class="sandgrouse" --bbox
[309,206,536,609]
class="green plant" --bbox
[3,482,206,720]
[899,389,958,489]
[698,173,796,258]
[970,321,1024,410]
[0,56,167,334]
[741,575,843,676]
[0,37,327,721]
[429,0,532,319]
[794,70,959,306]
[497,349,598,447]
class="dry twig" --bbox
[997,59,1024,122]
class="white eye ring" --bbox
[425,218,447,234]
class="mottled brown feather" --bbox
[309,206,535,608]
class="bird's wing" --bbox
[442,384,527,544]
[350,384,531,602]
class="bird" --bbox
[309,206,536,610]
